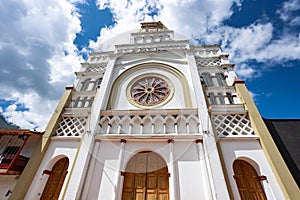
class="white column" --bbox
[115,139,127,200]
[87,79,95,91]
[168,139,177,200]
[77,97,83,107]
[174,123,178,134]
[196,139,213,200]
[81,140,101,199]
[63,57,118,199]
[140,123,143,134]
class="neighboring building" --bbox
[0,115,42,199]
[10,22,299,199]
[264,119,300,188]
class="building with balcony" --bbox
[0,115,42,199]
[10,22,299,199]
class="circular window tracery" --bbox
[131,77,170,106]
[127,75,173,108]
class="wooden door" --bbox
[41,157,69,200]
[122,151,169,200]
[233,160,267,200]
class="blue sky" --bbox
[0,0,299,130]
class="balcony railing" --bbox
[98,109,201,135]
[0,135,29,175]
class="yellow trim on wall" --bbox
[9,88,73,200]
[234,81,300,199]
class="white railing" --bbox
[213,114,256,137]
[98,109,201,135]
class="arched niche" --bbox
[122,151,169,200]
[41,157,69,200]
[107,62,193,110]
[233,159,267,200]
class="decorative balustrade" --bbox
[213,114,255,137]
[54,116,88,137]
[205,89,241,106]
[196,58,222,67]
[115,41,189,54]
[98,109,201,135]
[68,93,95,108]
[131,31,173,44]
[193,46,220,57]
[85,64,107,73]
[89,53,110,62]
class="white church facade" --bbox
[9,22,299,200]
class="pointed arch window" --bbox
[233,160,267,200]
[41,157,69,200]
[122,151,169,200]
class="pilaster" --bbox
[234,79,300,199]
[9,87,73,200]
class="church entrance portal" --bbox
[122,151,169,200]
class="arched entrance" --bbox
[41,157,69,200]
[233,160,267,200]
[122,151,169,200]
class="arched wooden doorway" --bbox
[233,160,267,200]
[41,157,69,200]
[122,151,169,200]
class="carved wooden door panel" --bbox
[41,157,69,200]
[233,160,267,200]
[122,152,169,200]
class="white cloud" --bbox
[92,0,242,49]
[90,0,300,80]
[2,92,59,131]
[235,63,261,80]
[0,0,83,130]
[277,0,300,25]
[2,0,300,130]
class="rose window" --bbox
[130,77,170,106]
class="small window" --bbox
[216,73,227,86]
[80,79,91,91]
[227,93,234,104]
[88,97,95,107]
[209,93,217,105]
[93,78,103,90]
[81,97,88,107]
[217,93,225,104]
[73,97,81,108]
[201,73,213,87]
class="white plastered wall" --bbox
[82,139,210,200]
[220,140,285,200]
[25,138,80,200]
[0,175,18,200]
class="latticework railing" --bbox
[54,116,88,137]
[213,114,255,137]
[196,58,222,67]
